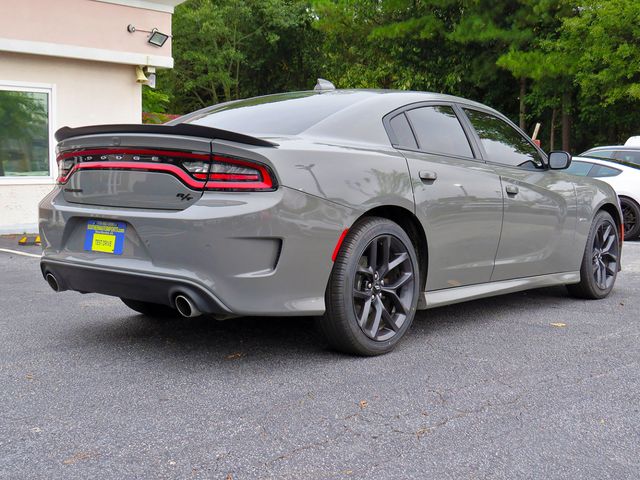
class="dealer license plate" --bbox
[83,220,126,255]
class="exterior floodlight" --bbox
[148,29,169,47]
[127,25,170,48]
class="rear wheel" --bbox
[567,211,620,299]
[120,298,178,317]
[319,217,420,356]
[620,197,640,240]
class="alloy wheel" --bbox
[352,234,415,341]
[591,222,619,290]
[621,202,637,237]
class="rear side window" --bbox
[464,109,543,169]
[589,165,622,177]
[405,106,473,158]
[565,160,594,176]
[613,150,640,166]
[388,113,418,149]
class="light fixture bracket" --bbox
[127,24,171,47]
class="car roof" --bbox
[584,145,640,151]
[174,89,506,145]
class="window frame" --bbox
[457,105,549,170]
[382,101,483,162]
[0,80,57,185]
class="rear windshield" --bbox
[176,91,374,136]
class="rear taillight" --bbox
[56,148,275,191]
[56,157,75,183]
[203,155,273,190]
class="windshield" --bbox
[175,91,375,136]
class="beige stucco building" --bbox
[0,0,185,233]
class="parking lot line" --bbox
[0,248,41,258]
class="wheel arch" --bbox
[618,194,640,207]
[351,205,428,292]
[597,201,624,242]
[598,201,622,225]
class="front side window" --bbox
[565,160,594,176]
[464,109,543,169]
[405,106,473,158]
[585,149,615,159]
[613,150,640,166]
[0,86,51,179]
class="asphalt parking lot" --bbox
[1,239,639,479]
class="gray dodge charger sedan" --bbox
[39,87,623,355]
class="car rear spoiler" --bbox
[54,123,278,147]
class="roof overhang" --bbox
[91,0,187,13]
[0,37,174,68]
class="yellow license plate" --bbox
[91,233,116,253]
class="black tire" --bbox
[318,217,420,356]
[120,298,178,317]
[620,197,640,240]
[567,210,620,299]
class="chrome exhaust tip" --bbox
[174,294,202,318]
[45,273,61,292]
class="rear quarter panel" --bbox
[217,138,416,220]
[573,175,623,260]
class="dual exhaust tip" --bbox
[45,273,62,293]
[174,294,201,318]
[45,272,202,319]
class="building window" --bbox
[0,82,55,183]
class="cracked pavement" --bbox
[1,241,639,479]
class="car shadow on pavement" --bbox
[68,285,574,364]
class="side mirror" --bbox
[548,151,572,170]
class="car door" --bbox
[386,104,504,290]
[461,107,578,281]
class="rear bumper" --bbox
[39,186,358,316]
[41,259,231,316]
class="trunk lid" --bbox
[55,124,276,210]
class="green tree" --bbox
[157,0,322,114]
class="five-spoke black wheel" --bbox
[352,235,414,341]
[319,217,419,356]
[567,211,620,299]
[620,197,640,240]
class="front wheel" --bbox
[318,217,420,356]
[567,211,620,299]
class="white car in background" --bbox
[567,156,640,240]
[581,145,640,166]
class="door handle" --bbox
[505,185,519,195]
[419,170,438,182]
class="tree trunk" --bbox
[562,92,571,151]
[550,108,556,151]
[519,78,526,130]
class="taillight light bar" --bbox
[56,148,275,191]
[204,155,273,190]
